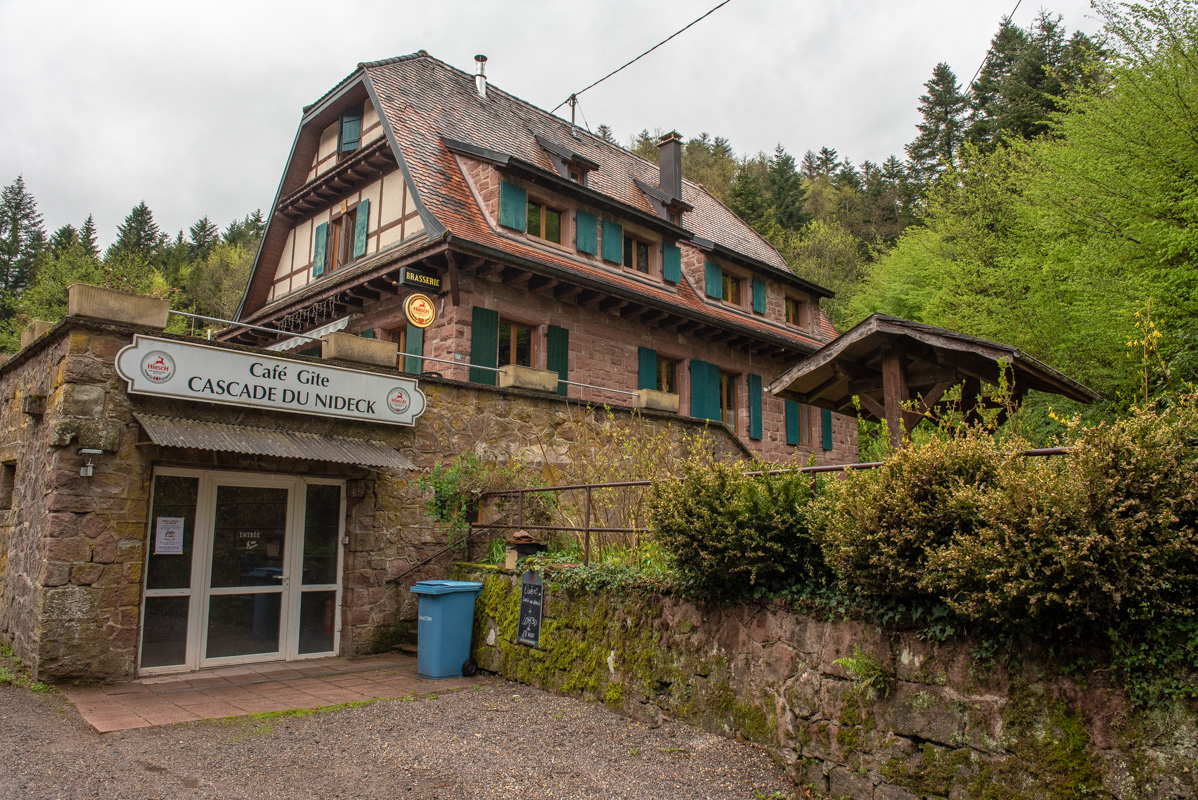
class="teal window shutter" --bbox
[353,199,370,259]
[785,400,800,446]
[339,107,362,153]
[404,325,424,374]
[575,210,598,255]
[601,220,623,263]
[546,325,569,396]
[662,244,682,283]
[312,222,328,277]
[752,277,766,314]
[822,408,834,451]
[638,347,657,391]
[689,360,719,421]
[469,306,499,385]
[498,181,527,230]
[359,329,375,339]
[748,374,763,440]
[704,260,721,298]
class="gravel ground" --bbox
[0,679,796,799]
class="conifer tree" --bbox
[188,216,220,259]
[905,62,968,186]
[816,147,840,177]
[596,124,617,144]
[967,18,1028,149]
[49,224,79,256]
[767,145,809,231]
[727,159,770,231]
[79,215,99,258]
[107,201,162,262]
[0,176,46,298]
[800,150,819,180]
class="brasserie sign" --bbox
[116,335,427,427]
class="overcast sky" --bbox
[0,0,1103,250]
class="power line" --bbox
[967,0,1023,91]
[551,0,735,115]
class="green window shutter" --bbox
[752,277,766,314]
[785,400,800,446]
[469,306,499,385]
[601,220,623,263]
[575,210,598,255]
[340,107,362,153]
[704,259,722,298]
[546,325,569,397]
[404,325,424,374]
[638,347,657,391]
[822,408,834,451]
[353,199,370,259]
[748,374,763,440]
[689,360,719,421]
[498,181,527,230]
[359,329,375,339]
[662,244,682,283]
[312,222,328,277]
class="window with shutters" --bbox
[719,372,738,428]
[785,400,813,447]
[326,208,357,273]
[498,319,536,368]
[798,403,812,445]
[656,357,678,394]
[526,200,563,244]
[391,326,425,374]
[338,105,362,158]
[622,234,653,275]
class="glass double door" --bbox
[140,470,344,674]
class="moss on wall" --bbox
[456,565,1198,799]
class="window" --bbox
[390,327,407,354]
[569,167,584,185]
[785,400,813,446]
[668,209,681,225]
[719,372,737,427]
[338,105,362,155]
[526,201,563,244]
[786,297,811,328]
[798,403,812,445]
[722,273,743,305]
[498,319,535,368]
[0,462,14,510]
[623,235,652,275]
[327,208,357,273]
[656,357,678,394]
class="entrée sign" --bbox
[115,335,427,427]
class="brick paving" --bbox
[60,653,479,733]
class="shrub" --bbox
[647,459,827,599]
[816,431,1010,602]
[926,402,1198,634]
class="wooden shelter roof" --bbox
[768,314,1098,419]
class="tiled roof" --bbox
[362,53,834,351]
[364,54,795,274]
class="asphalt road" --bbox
[0,678,796,799]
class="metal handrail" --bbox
[167,310,324,342]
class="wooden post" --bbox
[961,376,982,426]
[583,486,592,567]
[881,346,908,450]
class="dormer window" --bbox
[527,200,563,244]
[569,166,586,185]
[623,234,653,275]
[786,296,812,328]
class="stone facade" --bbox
[460,565,1198,800]
[0,316,749,681]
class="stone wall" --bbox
[458,565,1198,800]
[0,317,750,681]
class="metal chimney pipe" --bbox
[474,55,488,98]
[657,130,683,199]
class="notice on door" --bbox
[155,517,185,555]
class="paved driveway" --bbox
[1,677,796,799]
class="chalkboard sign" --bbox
[517,571,543,647]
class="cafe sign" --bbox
[116,335,427,427]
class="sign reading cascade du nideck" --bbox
[115,335,427,427]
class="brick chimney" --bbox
[657,131,682,200]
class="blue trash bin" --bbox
[410,580,484,679]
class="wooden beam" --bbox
[346,286,381,302]
[856,393,886,422]
[881,346,908,450]
[599,297,628,313]
[366,278,399,294]
[476,261,503,278]
[528,275,559,292]
[640,309,668,325]
[339,295,364,308]
[445,251,461,306]
[554,284,583,302]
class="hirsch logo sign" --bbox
[116,335,427,427]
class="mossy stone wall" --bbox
[456,564,1198,800]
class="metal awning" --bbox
[133,414,416,471]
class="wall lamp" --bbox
[78,448,103,477]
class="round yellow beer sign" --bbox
[404,293,436,328]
